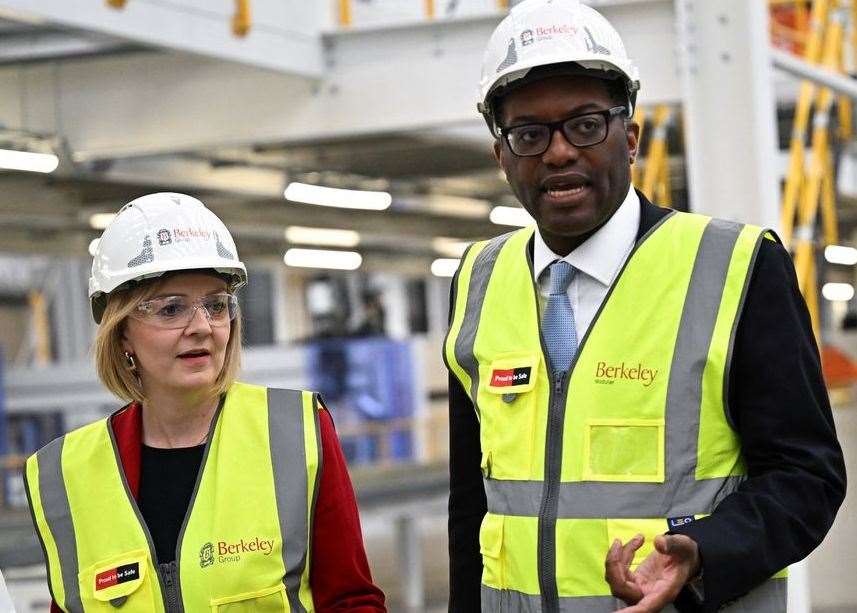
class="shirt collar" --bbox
[533,185,640,287]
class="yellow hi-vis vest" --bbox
[444,211,787,612]
[24,382,320,613]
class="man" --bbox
[444,1,846,612]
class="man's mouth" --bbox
[546,184,589,198]
[541,175,591,202]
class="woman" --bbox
[24,193,386,612]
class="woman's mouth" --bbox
[177,349,211,365]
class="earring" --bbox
[124,351,137,373]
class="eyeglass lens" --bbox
[506,112,609,156]
[135,294,238,329]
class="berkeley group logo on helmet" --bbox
[165,227,212,242]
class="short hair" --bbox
[605,77,630,109]
[93,274,243,404]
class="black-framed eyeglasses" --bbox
[499,106,627,157]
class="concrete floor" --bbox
[364,513,449,612]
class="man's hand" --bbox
[604,533,701,613]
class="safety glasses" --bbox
[132,293,239,329]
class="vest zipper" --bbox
[528,250,568,613]
[537,370,568,613]
[159,561,180,613]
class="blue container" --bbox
[306,337,416,465]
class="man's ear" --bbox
[626,121,641,164]
[493,138,503,167]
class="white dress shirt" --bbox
[533,185,640,341]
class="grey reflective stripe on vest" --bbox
[34,436,83,613]
[664,218,742,498]
[482,580,785,612]
[485,475,744,518]
[481,586,679,613]
[268,388,315,613]
[454,231,518,412]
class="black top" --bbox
[447,195,847,613]
[139,444,205,564]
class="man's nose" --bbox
[541,127,580,167]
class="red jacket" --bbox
[51,401,385,612]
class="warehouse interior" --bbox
[0,0,855,611]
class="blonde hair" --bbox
[93,275,243,403]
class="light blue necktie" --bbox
[543,260,578,373]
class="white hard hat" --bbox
[478,0,640,132]
[88,192,247,323]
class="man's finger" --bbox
[605,537,645,603]
[606,538,623,563]
[654,534,672,555]
[621,534,644,566]
[615,583,684,613]
[655,534,699,563]
[605,539,630,582]
[615,578,684,613]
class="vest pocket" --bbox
[478,353,542,479]
[583,419,665,482]
[210,584,288,612]
[480,450,493,478]
[79,549,154,611]
[478,513,505,589]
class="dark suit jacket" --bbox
[447,193,846,612]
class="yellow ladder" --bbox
[633,105,673,207]
[778,0,849,338]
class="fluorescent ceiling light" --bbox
[284,248,362,270]
[432,237,471,258]
[88,239,100,257]
[89,213,116,230]
[284,182,392,211]
[0,8,47,24]
[0,149,59,173]
[489,206,534,227]
[822,282,855,302]
[824,245,857,266]
[431,258,461,277]
[285,226,360,248]
[423,195,491,218]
